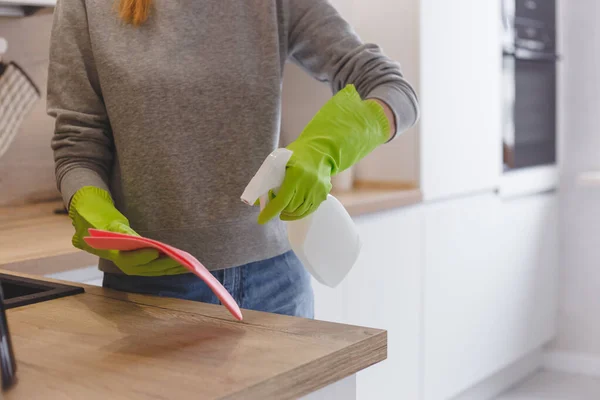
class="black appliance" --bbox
[502,0,559,170]
[0,284,17,391]
[0,275,85,392]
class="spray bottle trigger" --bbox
[258,189,278,211]
[258,194,268,212]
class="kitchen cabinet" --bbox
[422,193,501,400]
[496,193,559,348]
[419,0,503,200]
[346,206,423,400]
[314,205,423,400]
[308,0,503,198]
[422,192,558,400]
[314,191,558,400]
[312,276,347,325]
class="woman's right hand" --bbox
[69,186,189,276]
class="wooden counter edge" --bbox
[224,330,387,400]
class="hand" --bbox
[258,84,390,224]
[69,186,188,276]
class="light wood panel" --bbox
[2,273,387,400]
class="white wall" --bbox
[0,10,59,206]
[350,0,420,184]
[553,0,600,356]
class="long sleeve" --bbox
[47,0,113,206]
[285,0,419,138]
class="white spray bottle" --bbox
[241,148,361,288]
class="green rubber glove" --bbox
[69,186,188,276]
[258,84,390,224]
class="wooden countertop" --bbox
[2,271,386,400]
[335,182,422,216]
[0,201,96,275]
[337,187,422,216]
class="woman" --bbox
[47,0,419,318]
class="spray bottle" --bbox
[241,148,361,288]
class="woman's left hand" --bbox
[257,85,393,224]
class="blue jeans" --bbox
[103,250,314,318]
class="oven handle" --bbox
[503,48,561,62]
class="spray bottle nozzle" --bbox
[241,148,293,207]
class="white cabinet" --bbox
[312,275,347,325]
[314,192,559,400]
[497,194,559,347]
[346,207,423,400]
[422,193,558,400]
[422,194,501,400]
[313,206,424,400]
[419,0,503,200]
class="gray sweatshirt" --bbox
[47,0,419,273]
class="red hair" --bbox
[118,0,151,26]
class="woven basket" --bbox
[0,62,40,160]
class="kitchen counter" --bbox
[2,271,386,400]
[0,201,96,275]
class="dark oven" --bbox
[502,0,559,170]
